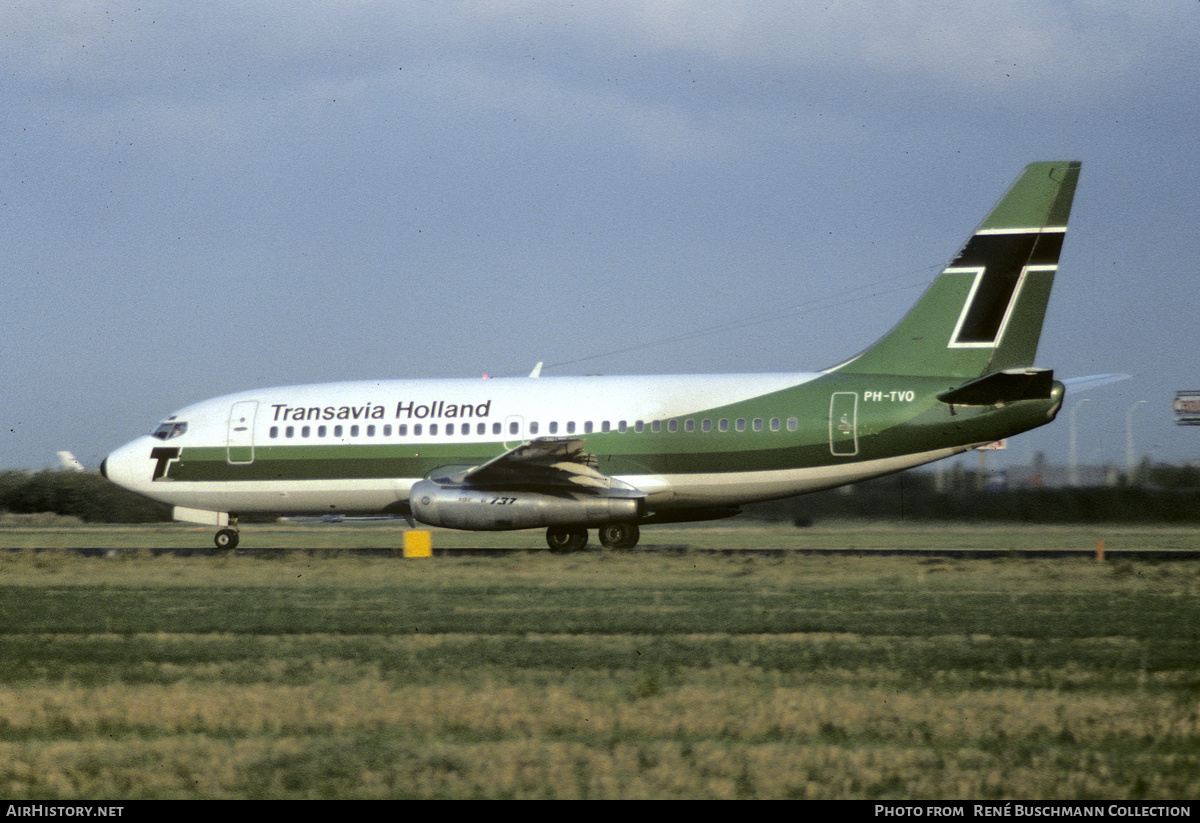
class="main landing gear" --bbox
[545,523,640,552]
[214,515,240,550]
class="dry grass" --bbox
[1,668,1197,799]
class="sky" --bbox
[3,1,1199,474]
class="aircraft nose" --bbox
[101,437,156,494]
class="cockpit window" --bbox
[152,420,188,440]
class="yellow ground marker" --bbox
[403,530,433,558]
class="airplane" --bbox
[102,161,1082,551]
[56,451,85,472]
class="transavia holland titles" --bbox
[270,399,493,423]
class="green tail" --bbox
[833,161,1082,379]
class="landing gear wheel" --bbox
[598,522,640,549]
[214,528,240,551]
[546,526,588,553]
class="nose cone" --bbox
[101,436,159,496]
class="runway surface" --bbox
[11,546,1200,560]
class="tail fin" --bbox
[833,161,1081,378]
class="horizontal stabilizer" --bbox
[1062,373,1130,394]
[937,368,1055,406]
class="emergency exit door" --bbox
[829,393,858,457]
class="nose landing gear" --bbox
[214,515,240,550]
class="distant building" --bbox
[1175,391,1200,426]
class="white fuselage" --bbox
[101,371,965,519]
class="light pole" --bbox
[1125,400,1148,484]
[1069,399,1091,487]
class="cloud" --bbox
[433,1,1180,95]
[5,2,1188,100]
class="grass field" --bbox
[1,522,1199,799]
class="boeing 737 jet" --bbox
[102,161,1082,551]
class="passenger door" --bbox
[227,401,258,464]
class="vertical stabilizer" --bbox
[833,161,1081,378]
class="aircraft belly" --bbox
[622,445,966,508]
[144,478,415,514]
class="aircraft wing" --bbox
[452,437,640,495]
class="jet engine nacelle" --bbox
[409,479,643,531]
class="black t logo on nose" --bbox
[150,447,180,480]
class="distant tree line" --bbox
[745,465,1200,525]
[2,465,1199,525]
[0,471,170,523]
